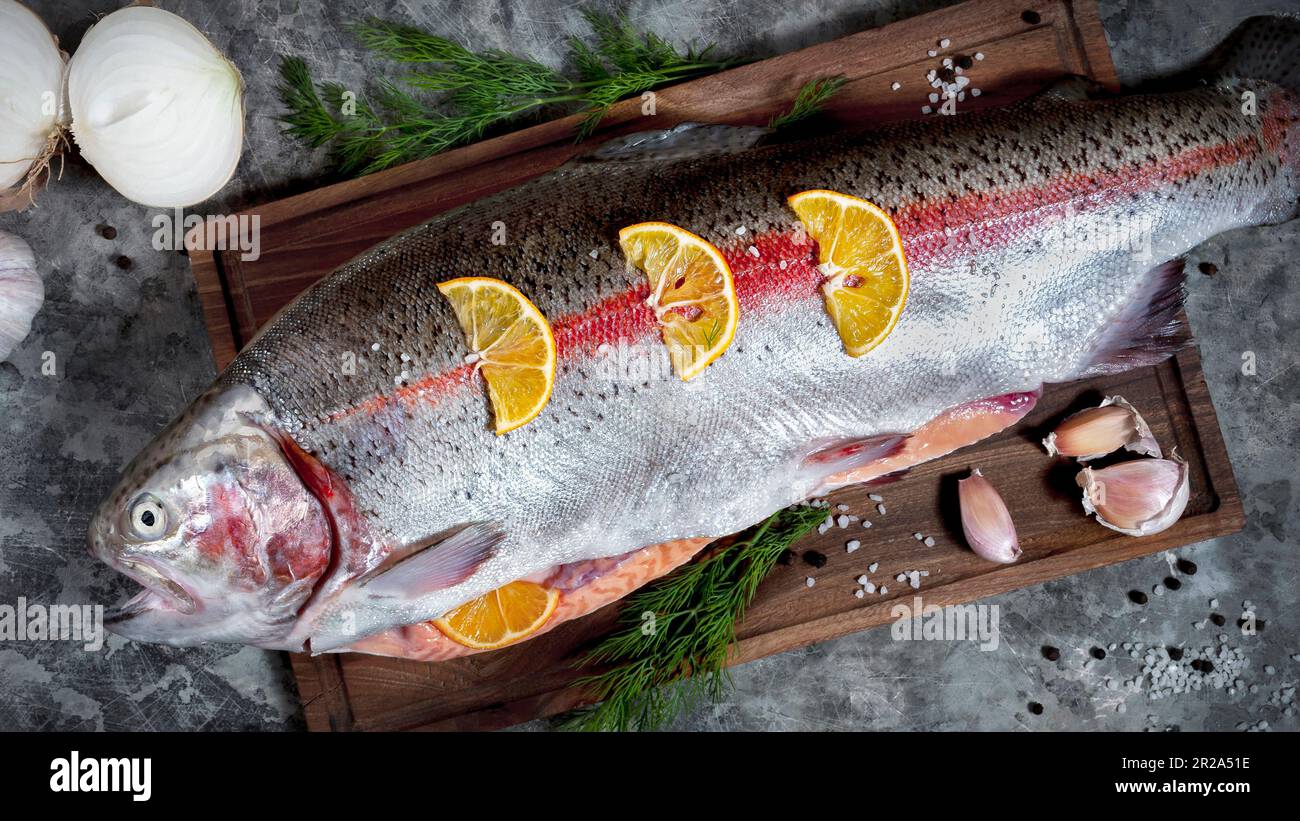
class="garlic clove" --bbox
[958,468,1022,563]
[1076,452,1189,537]
[1043,396,1160,460]
[0,229,43,361]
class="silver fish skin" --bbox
[89,56,1299,651]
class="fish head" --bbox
[89,385,333,648]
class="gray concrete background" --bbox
[0,0,1296,731]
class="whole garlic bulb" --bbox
[0,229,43,361]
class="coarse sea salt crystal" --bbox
[855,589,865,599]
[868,493,883,502]
[846,539,861,553]
[927,49,937,57]
[589,249,599,259]
[837,503,849,512]
[371,342,381,351]
[924,536,936,547]
[880,586,888,595]
[862,520,872,529]
[929,93,940,103]
[891,81,901,91]
[876,503,887,515]
[864,581,877,594]
[971,88,981,97]
[975,52,984,60]
[921,106,932,115]
[837,515,850,528]
[805,577,816,588]
[868,562,879,573]
[464,353,480,364]
[913,532,924,540]
[857,575,870,585]
[736,225,747,235]
[939,37,950,48]
[896,573,907,583]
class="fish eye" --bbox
[128,496,167,541]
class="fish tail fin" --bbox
[1205,17,1300,220]
[1204,15,1300,94]
[1074,259,1189,379]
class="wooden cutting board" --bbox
[187,0,1243,731]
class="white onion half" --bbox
[68,5,245,207]
[0,0,67,194]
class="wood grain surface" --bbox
[186,0,1243,731]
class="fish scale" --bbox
[92,60,1299,651]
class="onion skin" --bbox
[67,5,245,207]
[1076,454,1189,537]
[958,468,1022,564]
[0,229,43,361]
[1043,396,1160,461]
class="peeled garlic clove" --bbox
[0,0,69,204]
[1076,453,1189,537]
[67,5,245,207]
[0,229,43,361]
[1043,396,1160,460]
[958,468,1022,563]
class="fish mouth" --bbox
[106,559,197,621]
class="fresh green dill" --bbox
[557,504,827,732]
[768,75,847,129]
[277,10,740,175]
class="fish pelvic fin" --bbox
[1075,258,1189,379]
[358,522,502,599]
[802,434,909,495]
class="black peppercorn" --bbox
[1042,645,1060,661]
[1028,701,1044,715]
[1091,646,1106,660]
[1176,558,1198,574]
[1210,613,1226,626]
[801,550,827,568]
[1128,590,1148,605]
[1164,576,1182,591]
[1168,647,1184,661]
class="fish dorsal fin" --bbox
[579,122,770,164]
[359,523,503,599]
[1037,75,1108,102]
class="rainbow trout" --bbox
[90,19,1299,655]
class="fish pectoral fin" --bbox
[802,434,910,483]
[359,523,503,599]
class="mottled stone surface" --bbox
[0,0,1296,732]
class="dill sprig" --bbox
[557,504,827,732]
[768,75,847,129]
[277,10,740,175]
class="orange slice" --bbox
[433,580,560,650]
[788,190,909,357]
[618,222,738,381]
[436,277,556,433]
